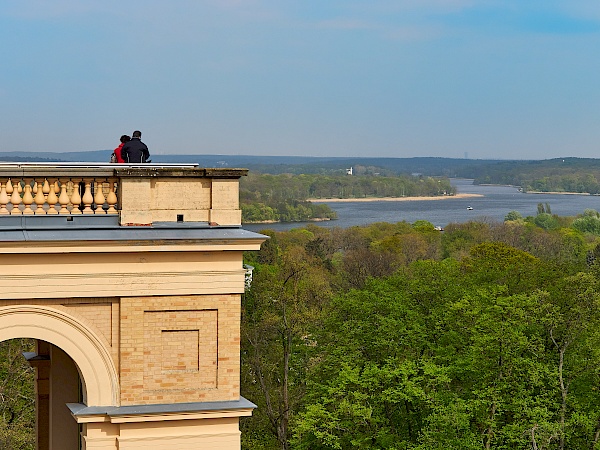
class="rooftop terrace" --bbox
[0,163,261,245]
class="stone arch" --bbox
[0,305,119,407]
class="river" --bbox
[243,179,600,232]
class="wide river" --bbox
[244,178,600,232]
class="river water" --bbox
[244,179,600,232]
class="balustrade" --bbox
[0,177,119,216]
[0,163,246,226]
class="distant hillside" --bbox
[472,157,600,194]
[0,151,507,177]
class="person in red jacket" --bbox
[112,135,130,163]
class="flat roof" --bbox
[0,216,266,243]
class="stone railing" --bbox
[0,163,247,226]
[0,167,117,215]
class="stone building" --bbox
[0,163,266,449]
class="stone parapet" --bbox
[0,163,247,226]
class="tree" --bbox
[441,221,491,259]
[504,210,523,222]
[537,273,600,450]
[535,213,559,230]
[572,209,600,235]
[241,245,332,450]
[0,339,35,450]
[293,260,468,449]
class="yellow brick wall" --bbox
[151,179,212,210]
[120,294,241,405]
[119,176,241,225]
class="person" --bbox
[121,130,150,163]
[112,135,130,163]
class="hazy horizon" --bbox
[1,1,599,159]
[0,148,593,163]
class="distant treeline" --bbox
[473,158,600,193]
[240,173,456,223]
[241,158,497,177]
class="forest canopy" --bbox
[240,209,600,450]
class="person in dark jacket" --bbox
[121,130,150,163]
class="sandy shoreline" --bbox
[308,193,483,203]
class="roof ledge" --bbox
[67,397,257,424]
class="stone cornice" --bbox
[68,398,256,424]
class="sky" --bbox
[1,1,599,159]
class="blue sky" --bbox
[1,0,599,159]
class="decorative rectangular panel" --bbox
[144,310,218,391]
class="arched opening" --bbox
[0,305,119,406]
[0,338,82,450]
[0,305,120,450]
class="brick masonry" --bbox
[120,294,241,405]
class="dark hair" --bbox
[132,130,142,138]
[120,135,131,143]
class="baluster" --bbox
[55,180,61,211]
[106,180,118,214]
[46,180,59,214]
[6,178,13,195]
[94,181,107,214]
[22,180,34,215]
[81,179,94,214]
[43,179,51,198]
[10,180,22,215]
[0,182,9,215]
[58,180,70,214]
[69,179,82,214]
[34,179,46,215]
